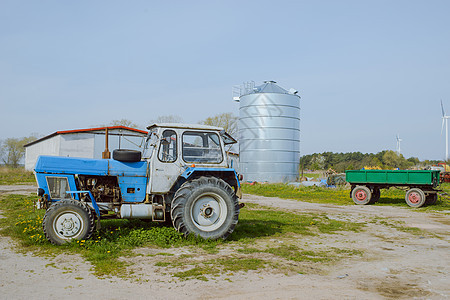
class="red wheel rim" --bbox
[355,190,367,201]
[408,192,420,204]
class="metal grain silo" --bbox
[236,81,300,182]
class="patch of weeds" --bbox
[161,257,267,281]
[242,183,351,205]
[265,245,330,262]
[371,217,425,236]
[147,252,175,257]
[0,166,35,185]
[231,203,364,242]
[0,194,48,247]
[45,263,57,268]
[237,247,260,254]
[240,244,362,265]
[329,247,363,256]
[155,261,172,267]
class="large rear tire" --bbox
[171,177,239,240]
[43,199,95,245]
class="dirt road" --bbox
[0,185,448,299]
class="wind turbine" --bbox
[396,134,402,155]
[441,100,450,161]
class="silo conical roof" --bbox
[254,81,289,94]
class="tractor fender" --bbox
[177,167,242,198]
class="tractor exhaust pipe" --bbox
[102,127,111,159]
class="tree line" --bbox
[301,151,439,172]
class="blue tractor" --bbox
[34,124,242,245]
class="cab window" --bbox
[158,130,177,162]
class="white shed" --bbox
[24,126,148,171]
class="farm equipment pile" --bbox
[346,169,440,207]
[34,124,242,245]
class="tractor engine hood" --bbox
[35,156,147,177]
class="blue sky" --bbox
[1,0,449,160]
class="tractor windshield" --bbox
[182,131,223,163]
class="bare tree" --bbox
[200,112,238,136]
[150,115,184,124]
[110,119,140,128]
[0,135,38,167]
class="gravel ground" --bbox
[0,185,449,299]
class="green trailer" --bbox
[345,170,441,207]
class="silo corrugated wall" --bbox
[238,81,300,182]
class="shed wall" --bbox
[93,134,145,159]
[59,133,95,158]
[25,129,147,171]
[25,136,60,170]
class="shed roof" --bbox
[24,126,148,148]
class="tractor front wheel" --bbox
[171,177,239,240]
[43,199,95,245]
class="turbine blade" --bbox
[442,118,446,135]
[441,99,445,117]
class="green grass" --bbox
[0,166,35,185]
[229,203,362,242]
[0,194,364,279]
[242,183,450,212]
[170,257,267,281]
[242,183,350,205]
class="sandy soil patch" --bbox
[0,186,448,299]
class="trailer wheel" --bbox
[351,185,372,205]
[370,188,380,204]
[43,199,95,245]
[171,177,239,240]
[425,193,438,205]
[405,188,426,208]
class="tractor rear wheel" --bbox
[43,199,95,245]
[171,177,239,240]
